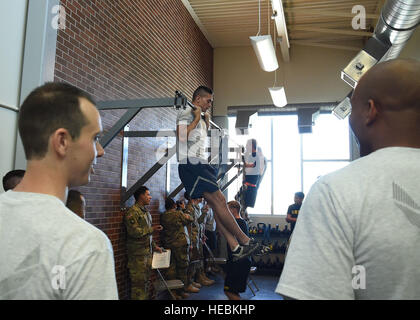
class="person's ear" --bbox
[366,99,379,126]
[50,128,72,158]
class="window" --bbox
[272,115,301,215]
[227,112,351,215]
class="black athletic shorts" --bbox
[178,159,219,199]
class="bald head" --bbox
[349,59,420,156]
[352,59,420,113]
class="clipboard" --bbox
[152,249,171,269]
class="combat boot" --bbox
[197,273,214,286]
[180,291,190,299]
[192,281,202,288]
[201,272,215,285]
[185,284,200,293]
[171,292,182,300]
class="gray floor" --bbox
[184,271,284,301]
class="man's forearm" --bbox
[286,215,296,223]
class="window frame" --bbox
[227,112,353,217]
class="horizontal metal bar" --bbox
[122,145,177,203]
[96,97,175,110]
[227,103,336,115]
[209,147,242,153]
[122,132,241,146]
[302,159,351,162]
[124,130,176,137]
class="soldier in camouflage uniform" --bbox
[160,198,194,299]
[185,196,213,287]
[183,197,201,291]
[196,200,215,286]
[124,186,163,300]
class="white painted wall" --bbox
[0,0,60,192]
[0,0,28,192]
[0,0,27,110]
[399,27,420,60]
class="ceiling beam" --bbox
[192,2,377,13]
[283,0,378,10]
[272,0,290,62]
[291,40,362,51]
[189,0,265,8]
[292,26,373,37]
[284,8,380,19]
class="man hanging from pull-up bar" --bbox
[176,86,268,261]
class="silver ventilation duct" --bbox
[334,0,420,119]
[375,0,420,60]
[341,0,420,89]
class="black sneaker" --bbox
[232,238,260,262]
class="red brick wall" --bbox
[54,0,213,299]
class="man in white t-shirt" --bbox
[0,83,118,299]
[242,139,266,210]
[177,86,263,262]
[276,59,420,300]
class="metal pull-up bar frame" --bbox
[96,91,244,208]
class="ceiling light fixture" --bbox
[269,86,287,108]
[269,8,287,108]
[250,0,279,72]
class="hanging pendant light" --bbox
[250,35,279,72]
[269,86,287,108]
[268,6,287,108]
[250,0,279,72]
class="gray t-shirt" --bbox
[0,191,119,300]
[176,105,208,162]
[276,147,420,300]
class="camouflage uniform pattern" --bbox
[197,205,209,277]
[160,208,193,286]
[186,203,207,283]
[124,203,155,300]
